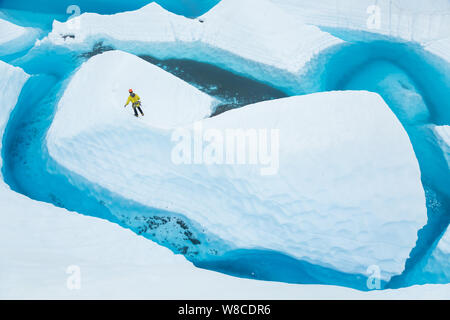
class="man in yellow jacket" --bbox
[124,89,144,117]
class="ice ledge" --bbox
[0,60,29,173]
[0,19,40,57]
[47,79,427,281]
[39,0,343,93]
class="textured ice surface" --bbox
[421,226,450,283]
[0,19,40,57]
[425,37,450,63]
[435,228,450,260]
[47,53,427,281]
[40,0,343,93]
[0,181,445,298]
[2,0,449,297]
[0,60,368,299]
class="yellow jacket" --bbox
[125,93,140,106]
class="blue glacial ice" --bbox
[0,0,449,291]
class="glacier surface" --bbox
[40,0,343,94]
[1,0,449,296]
[424,226,450,282]
[270,0,450,42]
[46,50,427,281]
[0,57,346,299]
[0,18,40,58]
[0,60,29,170]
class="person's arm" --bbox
[135,94,140,101]
[124,96,131,107]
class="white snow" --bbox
[40,0,343,93]
[436,228,450,257]
[425,37,450,63]
[422,226,450,283]
[0,19,40,57]
[0,19,27,44]
[270,0,450,43]
[0,60,29,171]
[47,53,427,281]
[0,59,332,299]
[0,62,443,299]
[50,50,217,138]
[0,60,369,299]
[270,0,450,65]
[1,0,448,298]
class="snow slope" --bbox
[40,0,343,93]
[0,19,40,57]
[270,0,450,67]
[51,50,216,136]
[47,52,427,281]
[1,61,444,299]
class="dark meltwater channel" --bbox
[0,0,219,30]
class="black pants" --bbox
[132,104,144,116]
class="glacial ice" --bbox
[434,125,450,167]
[270,0,450,43]
[40,0,343,93]
[0,61,438,299]
[0,59,351,299]
[426,226,450,281]
[0,18,40,57]
[0,60,29,170]
[341,60,430,124]
[46,49,427,281]
[424,37,450,63]
[1,0,449,296]
[48,50,217,138]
